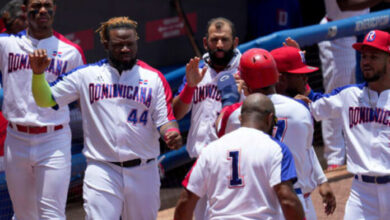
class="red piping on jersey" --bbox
[53,31,86,64]
[218,102,242,138]
[182,159,198,188]
[138,60,175,121]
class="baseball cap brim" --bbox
[285,65,319,74]
[353,42,390,53]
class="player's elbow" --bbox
[279,198,305,220]
[174,189,198,220]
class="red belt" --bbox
[9,123,63,134]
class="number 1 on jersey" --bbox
[228,151,244,188]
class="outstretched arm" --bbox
[30,49,57,107]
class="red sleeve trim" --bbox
[217,102,242,138]
[53,31,86,64]
[182,159,198,187]
[138,60,175,121]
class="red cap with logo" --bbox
[353,30,390,53]
[270,46,319,74]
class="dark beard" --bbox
[109,54,137,73]
[208,47,235,67]
[363,65,386,82]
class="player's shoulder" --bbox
[319,83,366,99]
[53,31,86,61]
[0,29,26,42]
[137,59,170,83]
[271,94,309,111]
[50,59,107,86]
[53,31,82,51]
[137,60,161,74]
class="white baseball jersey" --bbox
[218,94,327,194]
[324,0,369,21]
[0,30,85,125]
[176,49,241,158]
[310,83,390,176]
[49,59,175,161]
[183,127,297,220]
[319,0,370,166]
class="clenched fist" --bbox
[29,49,51,75]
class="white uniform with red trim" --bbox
[318,0,369,166]
[0,30,85,220]
[49,59,175,220]
[218,94,327,220]
[183,127,297,220]
[176,49,241,158]
[310,83,390,219]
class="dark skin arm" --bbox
[274,180,305,220]
[159,121,182,150]
[174,188,200,220]
[336,0,387,11]
[318,182,337,215]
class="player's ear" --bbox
[203,37,208,50]
[103,40,109,51]
[233,37,239,48]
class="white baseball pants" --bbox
[83,159,160,220]
[4,126,71,220]
[297,193,316,220]
[344,178,390,220]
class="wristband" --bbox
[165,127,180,134]
[164,127,181,141]
[179,83,196,104]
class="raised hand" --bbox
[29,49,51,75]
[185,57,207,87]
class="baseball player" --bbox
[173,17,240,158]
[318,0,373,170]
[175,93,304,220]
[30,17,182,220]
[216,48,336,219]
[310,29,390,220]
[0,0,27,173]
[172,17,241,219]
[0,0,85,219]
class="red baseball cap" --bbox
[270,46,319,74]
[353,30,390,53]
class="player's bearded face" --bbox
[207,45,235,67]
[107,28,138,72]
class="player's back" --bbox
[269,94,317,192]
[202,127,289,219]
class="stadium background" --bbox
[0,0,389,219]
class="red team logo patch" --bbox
[366,31,376,42]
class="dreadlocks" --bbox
[96,16,139,44]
